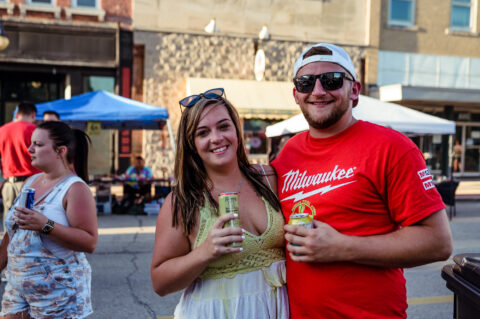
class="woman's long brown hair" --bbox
[172,97,281,235]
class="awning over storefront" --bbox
[186,78,300,120]
[372,84,480,108]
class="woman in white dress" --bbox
[150,88,289,318]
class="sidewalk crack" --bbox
[126,217,156,318]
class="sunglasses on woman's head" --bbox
[179,88,225,108]
[293,72,354,93]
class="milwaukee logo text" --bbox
[281,165,356,193]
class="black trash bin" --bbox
[441,253,480,319]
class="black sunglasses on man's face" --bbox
[179,88,225,108]
[293,72,354,93]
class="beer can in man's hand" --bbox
[288,213,313,228]
[218,192,241,247]
[288,213,313,254]
[18,188,35,209]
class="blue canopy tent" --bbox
[36,90,169,129]
[35,90,171,176]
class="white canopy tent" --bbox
[266,94,456,137]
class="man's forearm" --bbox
[343,210,452,268]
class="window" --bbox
[28,0,54,4]
[72,0,97,8]
[451,0,473,30]
[388,0,415,26]
[378,51,480,90]
[244,119,275,155]
[83,76,115,93]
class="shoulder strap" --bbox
[260,164,272,190]
[24,173,41,188]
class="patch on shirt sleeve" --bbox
[423,179,435,191]
[417,168,431,180]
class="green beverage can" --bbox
[218,192,241,247]
[288,213,313,255]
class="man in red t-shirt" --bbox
[271,43,453,318]
[0,102,40,226]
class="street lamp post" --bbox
[0,20,10,51]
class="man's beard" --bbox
[302,99,349,130]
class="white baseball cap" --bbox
[293,43,356,80]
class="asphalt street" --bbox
[0,200,479,318]
[405,200,480,318]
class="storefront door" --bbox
[454,123,480,176]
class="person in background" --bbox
[0,121,98,318]
[0,102,40,227]
[120,155,154,212]
[151,88,288,318]
[268,135,292,163]
[42,111,60,122]
[271,43,453,318]
[453,140,462,173]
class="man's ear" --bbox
[293,87,300,104]
[351,81,362,101]
[28,113,36,123]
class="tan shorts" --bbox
[1,180,23,226]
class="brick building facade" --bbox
[133,0,480,179]
[132,0,368,177]
[0,0,133,175]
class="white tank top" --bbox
[28,173,91,258]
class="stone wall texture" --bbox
[135,31,365,177]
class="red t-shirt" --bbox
[272,121,445,319]
[0,121,40,178]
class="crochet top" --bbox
[194,196,285,280]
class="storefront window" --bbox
[0,72,63,124]
[82,75,115,176]
[464,126,480,172]
[83,75,114,93]
[453,127,463,173]
[26,81,60,102]
[429,135,443,172]
[243,119,275,154]
[410,134,446,176]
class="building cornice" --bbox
[132,26,369,48]
[1,16,118,32]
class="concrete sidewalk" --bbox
[456,180,480,199]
